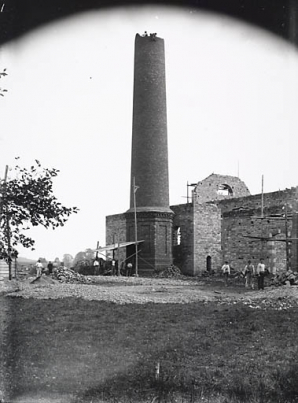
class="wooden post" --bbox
[187,181,189,204]
[285,204,290,271]
[133,176,139,276]
[261,175,264,218]
[117,230,121,276]
[1,166,11,279]
[6,214,11,280]
[14,256,17,279]
[0,165,8,227]
[155,361,160,381]
[112,234,115,261]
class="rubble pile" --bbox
[270,271,298,287]
[52,267,93,284]
[154,265,182,278]
[241,295,298,310]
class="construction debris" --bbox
[52,267,93,284]
[154,265,182,278]
[241,295,298,310]
[270,270,298,287]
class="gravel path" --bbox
[5,276,215,304]
[3,276,298,309]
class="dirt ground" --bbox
[3,274,298,308]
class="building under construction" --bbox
[106,33,298,276]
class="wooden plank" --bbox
[243,235,298,242]
[0,260,9,278]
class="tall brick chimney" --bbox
[126,33,173,274]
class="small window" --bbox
[173,226,181,246]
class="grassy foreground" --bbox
[3,296,298,403]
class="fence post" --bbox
[155,361,160,381]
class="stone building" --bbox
[172,173,298,275]
[106,34,298,277]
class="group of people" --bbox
[35,259,55,277]
[221,258,267,290]
[35,257,135,278]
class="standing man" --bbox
[93,258,100,275]
[256,258,266,290]
[221,261,231,286]
[111,259,116,276]
[47,261,53,275]
[126,262,133,277]
[243,260,255,289]
[35,259,43,277]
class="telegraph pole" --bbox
[285,203,290,271]
[133,176,139,276]
[261,175,264,218]
[0,165,8,227]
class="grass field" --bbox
[2,294,298,403]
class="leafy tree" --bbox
[63,253,74,269]
[0,159,79,266]
[73,248,94,267]
[0,69,8,97]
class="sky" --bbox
[1,5,298,261]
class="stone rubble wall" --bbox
[171,204,194,275]
[193,203,222,274]
[219,187,298,214]
[221,214,287,273]
[193,173,250,204]
[171,186,298,276]
[219,187,298,273]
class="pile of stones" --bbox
[154,265,181,278]
[52,267,92,284]
[270,270,298,287]
[241,295,298,310]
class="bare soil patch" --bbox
[5,274,298,310]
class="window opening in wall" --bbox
[217,184,233,196]
[206,255,212,272]
[173,226,181,246]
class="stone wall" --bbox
[219,187,298,273]
[105,213,127,262]
[171,204,194,275]
[220,212,287,272]
[292,213,298,271]
[193,173,250,204]
[193,202,222,274]
[219,187,298,214]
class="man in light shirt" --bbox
[256,258,266,290]
[243,260,255,289]
[221,261,231,286]
[35,259,43,277]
